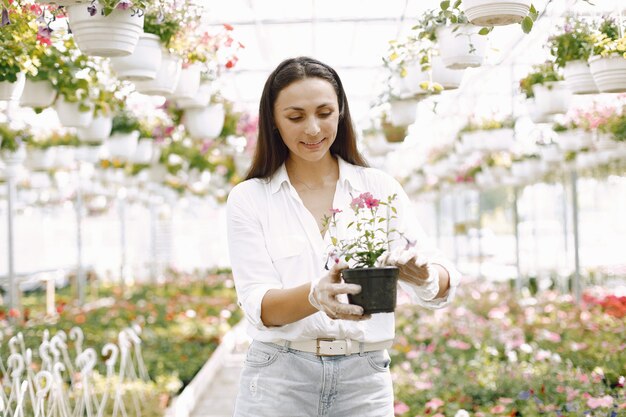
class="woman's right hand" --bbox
[308,262,371,321]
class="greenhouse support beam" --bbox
[75,175,85,306]
[5,166,19,312]
[570,170,581,303]
[119,195,127,290]
[477,190,483,279]
[513,186,521,293]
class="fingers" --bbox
[326,312,372,321]
[328,261,349,283]
[320,282,362,296]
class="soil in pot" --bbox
[342,266,399,314]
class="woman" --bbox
[226,56,460,417]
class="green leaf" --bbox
[440,1,450,11]
[521,16,533,34]
[453,0,462,8]
[478,27,491,36]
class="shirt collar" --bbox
[268,155,365,194]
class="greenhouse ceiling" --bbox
[202,0,623,122]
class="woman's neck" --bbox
[286,154,339,189]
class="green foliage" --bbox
[323,193,401,268]
[459,116,515,135]
[519,61,563,99]
[111,111,141,134]
[0,124,30,152]
[52,38,97,110]
[91,0,149,17]
[548,19,595,68]
[0,3,38,82]
[607,114,626,142]
[143,8,181,47]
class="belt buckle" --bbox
[316,338,337,356]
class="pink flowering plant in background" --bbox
[323,192,403,268]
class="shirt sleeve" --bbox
[226,184,284,330]
[387,177,462,309]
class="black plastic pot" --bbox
[342,266,399,314]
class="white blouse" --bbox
[226,156,461,343]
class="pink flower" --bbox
[116,0,131,10]
[393,401,410,415]
[425,398,444,410]
[447,339,471,350]
[350,196,364,209]
[587,395,614,409]
[490,404,506,414]
[329,208,342,214]
[359,192,380,208]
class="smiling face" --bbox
[273,77,340,165]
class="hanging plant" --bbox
[0,2,38,83]
[548,18,595,68]
[519,61,563,99]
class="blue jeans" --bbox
[233,340,394,417]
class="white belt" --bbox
[275,338,393,356]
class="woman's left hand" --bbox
[379,247,432,286]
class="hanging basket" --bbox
[588,55,626,93]
[0,146,27,166]
[107,131,139,160]
[183,104,225,140]
[110,33,162,81]
[76,115,113,143]
[388,99,419,126]
[555,129,593,152]
[436,24,488,70]
[55,97,93,128]
[170,65,201,101]
[53,146,76,169]
[390,66,430,97]
[19,79,56,108]
[25,147,57,171]
[531,81,571,116]
[431,56,464,90]
[133,51,182,96]
[76,143,104,164]
[0,72,25,102]
[67,3,144,57]
[563,60,598,95]
[462,0,531,26]
[37,0,87,5]
[132,138,156,164]
[176,81,212,109]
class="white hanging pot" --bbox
[183,104,225,140]
[67,3,144,57]
[436,24,488,70]
[588,55,626,93]
[431,56,464,90]
[109,33,162,81]
[19,79,56,107]
[531,81,571,116]
[37,0,87,5]
[170,65,201,101]
[26,147,57,171]
[539,145,561,163]
[133,51,182,96]
[388,99,419,126]
[76,144,104,164]
[176,81,212,109]
[53,145,76,169]
[132,138,155,164]
[107,131,139,160]
[462,0,531,26]
[563,60,598,94]
[390,65,430,97]
[76,115,113,143]
[55,96,94,127]
[0,72,25,102]
[555,129,593,152]
[0,145,27,166]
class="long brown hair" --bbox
[245,56,367,180]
